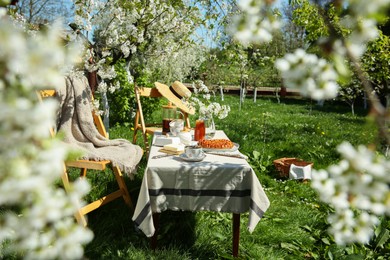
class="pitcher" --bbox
[162,102,185,135]
[162,102,177,135]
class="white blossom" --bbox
[231,0,281,45]
[190,80,230,119]
[312,142,390,245]
[276,49,339,100]
[0,13,92,258]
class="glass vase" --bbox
[204,116,216,139]
[194,116,216,141]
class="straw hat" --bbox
[155,81,195,115]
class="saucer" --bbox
[179,153,206,162]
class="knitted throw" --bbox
[56,75,143,178]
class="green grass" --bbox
[82,95,385,259]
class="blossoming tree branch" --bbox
[232,0,390,245]
[0,4,93,258]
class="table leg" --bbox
[233,213,240,257]
[150,213,160,250]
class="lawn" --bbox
[81,94,383,259]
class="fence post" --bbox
[219,85,224,101]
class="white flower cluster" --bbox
[0,12,93,258]
[275,49,339,100]
[340,0,390,58]
[231,0,281,45]
[147,43,206,83]
[190,80,230,119]
[325,0,389,79]
[312,142,390,244]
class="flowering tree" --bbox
[232,0,390,245]
[73,0,204,128]
[338,75,364,115]
[0,6,92,259]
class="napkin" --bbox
[154,136,181,146]
[204,150,248,160]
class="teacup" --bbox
[185,146,203,159]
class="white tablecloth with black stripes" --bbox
[132,131,270,237]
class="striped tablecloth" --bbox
[132,131,270,237]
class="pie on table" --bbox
[198,139,234,149]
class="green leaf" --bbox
[213,232,226,241]
[253,150,261,160]
[321,237,331,245]
[374,226,390,249]
[301,225,312,232]
[281,242,300,252]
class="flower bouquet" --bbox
[189,80,230,139]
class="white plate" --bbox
[201,142,239,152]
[179,153,206,162]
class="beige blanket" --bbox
[56,75,143,178]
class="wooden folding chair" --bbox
[39,90,134,227]
[132,85,191,158]
[132,85,164,158]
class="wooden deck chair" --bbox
[39,89,134,227]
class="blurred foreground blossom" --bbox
[275,49,339,100]
[341,0,389,58]
[312,142,390,244]
[230,0,389,245]
[231,0,281,45]
[0,11,93,258]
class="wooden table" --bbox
[132,131,270,257]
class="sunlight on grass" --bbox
[84,95,378,259]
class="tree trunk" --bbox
[87,70,98,95]
[239,78,243,111]
[219,85,224,101]
[280,86,287,98]
[102,91,110,135]
[275,87,280,104]
[363,92,368,110]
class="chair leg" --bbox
[132,110,140,144]
[112,165,133,210]
[61,166,70,190]
[142,132,150,158]
[132,127,138,144]
[62,166,88,226]
[80,168,87,178]
[74,210,88,227]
